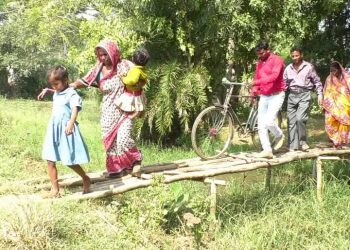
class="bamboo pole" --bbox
[316,157,323,202]
[210,180,217,228]
[265,167,272,190]
[204,178,226,234]
[315,156,340,202]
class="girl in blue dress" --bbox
[41,66,91,197]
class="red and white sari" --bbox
[82,40,142,174]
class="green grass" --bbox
[1,97,350,249]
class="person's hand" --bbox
[37,88,48,100]
[251,97,258,107]
[128,112,139,120]
[137,80,146,88]
[318,95,323,106]
[246,81,254,89]
[65,121,74,135]
[69,82,76,89]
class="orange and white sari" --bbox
[323,62,350,147]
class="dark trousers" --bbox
[287,91,311,150]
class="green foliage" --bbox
[137,62,211,139]
[0,0,349,139]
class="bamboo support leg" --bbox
[315,156,340,202]
[312,161,317,180]
[210,180,217,224]
[204,178,226,233]
[316,158,323,202]
[265,167,272,190]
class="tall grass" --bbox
[1,97,350,249]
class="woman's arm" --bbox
[69,79,89,89]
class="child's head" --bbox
[47,65,69,92]
[132,48,150,66]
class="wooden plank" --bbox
[63,179,153,201]
[161,158,247,173]
[318,156,340,160]
[141,156,233,173]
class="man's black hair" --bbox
[290,47,303,53]
[255,41,269,51]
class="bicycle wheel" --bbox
[191,106,234,160]
[251,111,283,150]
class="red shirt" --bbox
[251,53,285,96]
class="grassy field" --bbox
[1,97,350,249]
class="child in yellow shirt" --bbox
[116,48,149,119]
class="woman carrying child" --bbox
[76,40,143,177]
[115,48,149,119]
[40,65,91,197]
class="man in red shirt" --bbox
[251,41,286,158]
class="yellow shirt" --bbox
[122,66,147,92]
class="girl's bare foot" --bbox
[50,185,60,198]
[43,187,61,199]
[51,192,61,198]
[82,176,91,194]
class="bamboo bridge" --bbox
[31,144,350,203]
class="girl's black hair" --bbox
[132,48,150,66]
[47,65,69,81]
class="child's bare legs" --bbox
[70,165,91,194]
[47,160,59,196]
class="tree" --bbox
[0,0,348,141]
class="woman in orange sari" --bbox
[323,61,350,148]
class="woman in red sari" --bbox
[72,40,142,177]
[323,61,350,148]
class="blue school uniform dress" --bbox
[42,87,90,166]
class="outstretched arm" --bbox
[69,79,89,89]
[37,88,55,100]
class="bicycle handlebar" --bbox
[221,77,249,86]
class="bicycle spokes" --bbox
[191,106,234,159]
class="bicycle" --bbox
[191,77,282,160]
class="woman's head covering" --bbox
[324,60,350,93]
[81,39,121,87]
[330,61,349,85]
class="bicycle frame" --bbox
[191,78,262,159]
[221,80,257,136]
